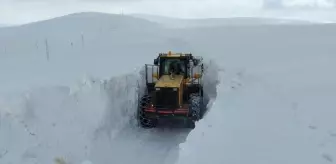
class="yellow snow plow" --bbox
[137,51,208,128]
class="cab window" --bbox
[162,59,185,75]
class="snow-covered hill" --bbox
[0,12,190,94]
[1,12,336,164]
[130,13,317,29]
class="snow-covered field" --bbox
[1,12,335,164]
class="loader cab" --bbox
[155,57,188,79]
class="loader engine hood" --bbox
[153,75,184,109]
[155,75,184,88]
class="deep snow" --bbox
[1,12,336,164]
[0,72,192,164]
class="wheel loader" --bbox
[137,51,208,129]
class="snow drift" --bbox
[0,73,139,164]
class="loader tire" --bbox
[138,94,157,128]
[189,93,201,121]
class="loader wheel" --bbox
[138,94,157,128]
[189,93,202,121]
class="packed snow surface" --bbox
[1,12,336,164]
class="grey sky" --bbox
[0,0,335,24]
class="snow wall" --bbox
[0,59,220,164]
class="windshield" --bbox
[163,59,185,75]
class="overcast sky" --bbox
[0,0,336,24]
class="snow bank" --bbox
[0,68,193,164]
[176,57,336,164]
[0,72,142,164]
